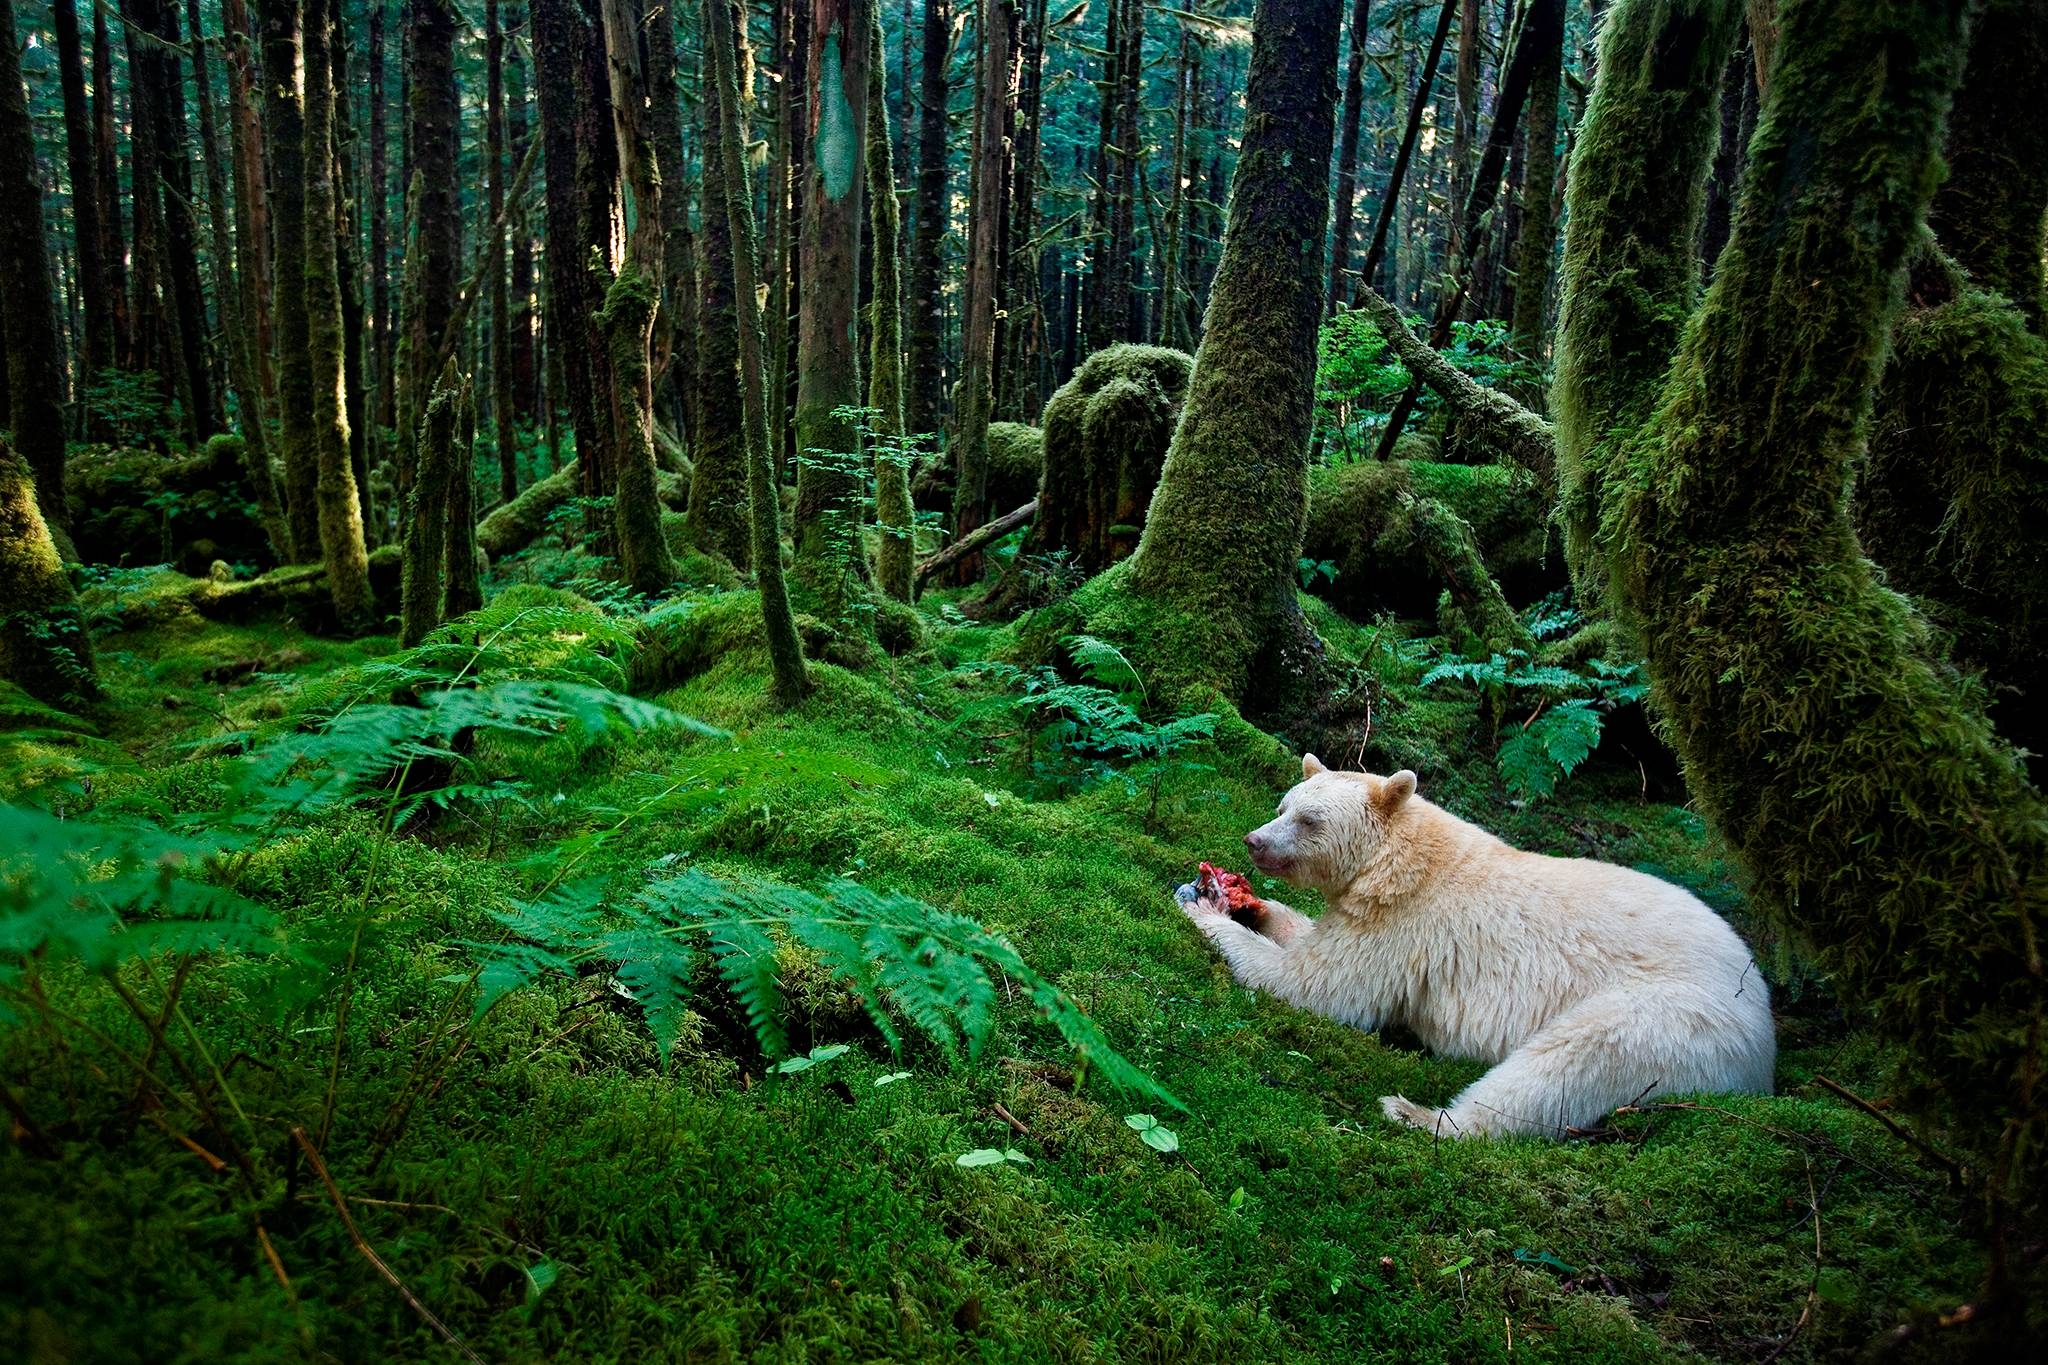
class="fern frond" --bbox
[1063,634,1147,702]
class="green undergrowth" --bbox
[1,577,1985,1363]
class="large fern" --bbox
[465,866,1183,1111]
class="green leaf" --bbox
[1438,1255,1475,1276]
[873,1071,912,1087]
[1141,1125,1181,1153]
[956,1148,1008,1168]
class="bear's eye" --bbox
[1297,813,1320,830]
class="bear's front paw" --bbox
[1175,883,1225,920]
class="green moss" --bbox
[1551,0,1741,601]
[1301,459,1557,621]
[1589,0,2048,1216]
[0,442,98,711]
[1030,345,1190,578]
[1862,270,2048,770]
[984,420,1045,512]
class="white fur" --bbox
[1182,755,1775,1138]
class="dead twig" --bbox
[993,1102,1031,1137]
[290,1126,485,1365]
[1758,1156,1823,1365]
[1811,1073,1963,1180]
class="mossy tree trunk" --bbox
[444,376,483,618]
[945,0,1014,584]
[905,0,952,442]
[1551,0,1740,602]
[400,365,462,648]
[92,3,132,368]
[1574,0,2048,1222]
[303,0,373,626]
[1507,0,1563,393]
[488,0,516,506]
[865,7,914,603]
[707,0,811,705]
[792,0,875,594]
[597,0,679,598]
[0,440,99,711]
[1084,0,1345,704]
[260,0,318,560]
[0,0,75,557]
[1926,0,2048,331]
[645,2,694,446]
[688,6,753,568]
[404,0,464,496]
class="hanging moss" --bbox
[1590,0,2048,1216]
[1863,266,2048,777]
[1551,0,1741,600]
[0,440,98,712]
[1300,459,1559,620]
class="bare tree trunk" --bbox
[1356,0,1456,299]
[52,0,113,388]
[489,0,517,504]
[906,0,952,440]
[792,0,875,595]
[688,0,752,566]
[403,0,464,487]
[1326,0,1373,315]
[945,0,1014,583]
[260,0,318,559]
[867,3,913,601]
[0,0,74,554]
[997,0,1048,420]
[92,1,131,367]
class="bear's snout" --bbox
[1245,828,1285,872]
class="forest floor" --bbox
[0,562,1986,1363]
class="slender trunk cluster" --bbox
[866,6,914,602]
[905,0,952,442]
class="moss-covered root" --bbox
[1927,0,2048,331]
[0,440,99,712]
[1863,268,2048,775]
[865,4,914,603]
[1096,0,1345,704]
[1551,0,1741,600]
[1404,494,1537,657]
[1608,0,2048,1218]
[400,376,460,649]
[1355,287,1556,486]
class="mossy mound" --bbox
[1033,344,1193,574]
[910,421,1044,516]
[1301,459,1559,620]
[65,438,275,575]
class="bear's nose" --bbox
[1244,831,1266,854]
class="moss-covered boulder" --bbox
[910,421,1042,516]
[1300,459,1558,620]
[65,438,276,575]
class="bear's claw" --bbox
[1381,1094,1451,1133]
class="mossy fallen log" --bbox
[1300,459,1558,621]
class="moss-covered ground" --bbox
[0,573,1984,1363]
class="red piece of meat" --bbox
[1197,862,1263,913]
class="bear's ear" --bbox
[1301,753,1327,778]
[1379,770,1417,811]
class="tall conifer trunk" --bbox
[52,0,113,389]
[905,0,951,441]
[688,2,752,566]
[866,4,913,601]
[792,0,874,589]
[260,0,318,559]
[1326,0,1372,316]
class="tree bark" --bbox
[792,0,875,596]
[945,0,1014,583]
[403,0,464,485]
[1355,0,1456,296]
[400,364,459,646]
[597,0,680,596]
[0,0,74,552]
[1081,0,1346,704]
[260,0,319,560]
[1326,0,1373,316]
[906,0,952,440]
[688,21,752,568]
[52,0,113,387]
[867,5,915,602]
[707,0,811,703]
[489,0,517,505]
[1507,0,1564,387]
[303,0,373,624]
[0,439,98,710]
[92,1,131,366]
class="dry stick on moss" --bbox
[291,1126,486,1365]
[915,499,1038,592]
[1355,286,1555,485]
[1757,1157,1824,1365]
[708,0,809,705]
[1811,1073,1964,1181]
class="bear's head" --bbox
[1243,754,1417,892]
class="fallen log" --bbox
[914,499,1038,592]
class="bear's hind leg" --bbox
[1381,993,1670,1138]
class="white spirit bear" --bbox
[1178,756,1775,1136]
